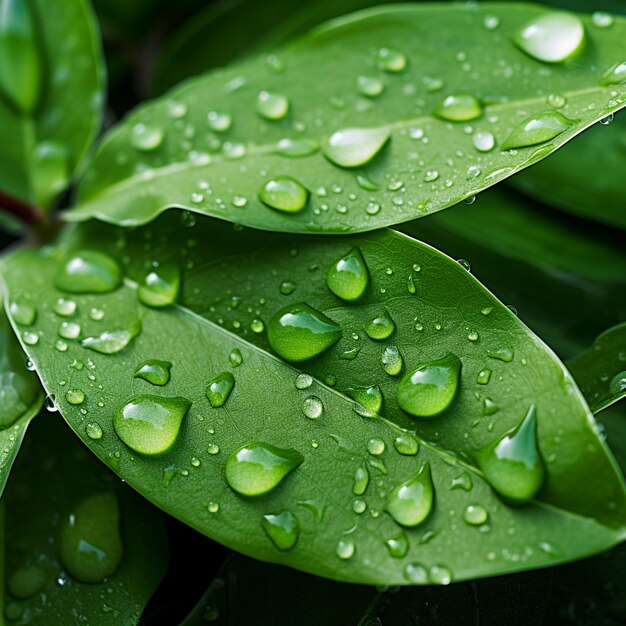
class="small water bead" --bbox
[207,501,220,513]
[599,113,614,126]
[404,562,428,583]
[364,310,395,340]
[58,321,81,339]
[601,61,626,86]
[323,127,390,168]
[191,457,201,467]
[382,346,403,376]
[513,12,584,63]
[302,395,323,419]
[429,564,452,586]
[207,111,232,132]
[250,319,264,333]
[464,504,489,526]
[54,298,77,317]
[132,123,163,151]
[256,90,289,120]
[385,531,409,558]
[113,395,191,455]
[259,176,308,213]
[279,280,296,295]
[483,398,499,416]
[275,137,319,157]
[609,371,626,395]
[488,347,514,362]
[55,251,122,294]
[353,463,370,495]
[477,368,492,385]
[207,443,220,455]
[393,433,419,456]
[349,385,383,417]
[397,353,461,418]
[9,297,36,326]
[547,93,566,109]
[483,14,500,30]
[86,422,103,440]
[352,499,367,514]
[205,372,235,408]
[82,329,135,354]
[267,303,341,362]
[134,360,172,386]
[57,493,123,583]
[65,389,85,405]
[476,404,545,503]
[357,75,384,97]
[451,472,473,491]
[22,331,39,345]
[501,111,575,150]
[44,394,57,412]
[386,463,434,527]
[376,47,407,73]
[367,438,385,456]
[326,247,369,301]
[591,11,614,28]
[227,348,243,367]
[295,373,313,389]
[468,331,479,342]
[434,94,482,122]
[225,442,303,496]
[261,510,300,550]
[336,539,355,560]
[424,170,439,182]
[138,263,180,307]
[473,131,495,152]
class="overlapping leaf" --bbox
[70,4,626,233]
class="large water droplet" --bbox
[267,303,341,362]
[225,442,303,496]
[261,510,299,550]
[206,372,235,407]
[57,493,123,583]
[513,12,584,63]
[113,395,190,455]
[476,404,545,503]
[257,90,289,120]
[259,177,308,213]
[9,297,35,326]
[364,309,395,340]
[131,123,164,151]
[501,111,575,150]
[397,354,461,417]
[434,94,482,122]
[82,328,137,354]
[55,251,122,294]
[386,463,434,527]
[323,127,390,168]
[326,247,368,301]
[600,61,626,86]
[137,264,180,307]
[134,360,172,386]
[349,385,382,416]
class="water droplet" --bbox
[451,472,473,491]
[55,251,122,294]
[488,347,514,362]
[429,564,452,585]
[295,373,313,389]
[473,131,495,152]
[205,372,235,408]
[481,306,493,316]
[326,247,369,301]
[502,111,575,150]
[367,438,385,455]
[385,531,409,558]
[54,297,77,317]
[386,463,434,527]
[477,368,492,385]
[483,15,500,30]
[600,61,626,86]
[229,348,243,367]
[207,111,232,132]
[349,385,383,417]
[609,371,626,395]
[82,328,136,354]
[476,404,545,502]
[357,75,384,97]
[261,510,299,550]
[592,11,614,28]
[599,113,614,126]
[7,565,47,599]
[57,493,123,583]
[434,94,482,122]
[336,538,355,559]
[267,303,341,362]
[376,47,407,73]
[65,389,85,405]
[382,345,403,376]
[58,321,81,339]
[86,422,103,440]
[275,138,319,157]
[135,113,169,147]
[364,309,395,340]
[9,297,35,326]
[353,462,370,495]
[279,280,296,295]
[397,354,461,417]
[22,331,38,345]
[424,169,439,182]
[301,395,323,419]
[404,562,428,583]
[393,433,419,455]
[207,443,220,455]
[207,501,220,513]
[137,263,180,307]
[513,12,584,63]
[113,395,190,455]
[483,397,499,416]
[225,442,303,496]
[323,127,390,168]
[547,93,566,108]
[134,360,172,386]
[464,504,489,525]
[259,176,308,213]
[257,90,289,120]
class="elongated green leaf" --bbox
[1,216,624,585]
[2,412,169,625]
[567,323,626,413]
[70,4,626,233]
[0,0,104,208]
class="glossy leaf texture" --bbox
[567,323,626,413]
[2,216,625,586]
[70,4,626,233]
[402,187,626,359]
[0,0,105,208]
[2,411,169,625]
[0,299,42,497]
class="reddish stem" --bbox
[0,189,44,228]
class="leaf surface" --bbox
[0,0,104,208]
[70,4,626,233]
[1,219,624,585]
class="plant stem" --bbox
[0,190,44,229]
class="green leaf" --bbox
[2,410,169,625]
[70,4,626,233]
[567,323,626,413]
[1,215,624,585]
[0,0,105,208]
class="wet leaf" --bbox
[1,217,624,585]
[70,5,626,232]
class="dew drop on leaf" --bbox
[256,90,289,120]
[348,385,383,417]
[501,111,576,150]
[600,61,626,86]
[434,94,483,122]
[82,328,137,354]
[261,510,300,550]
[323,127,390,168]
[429,564,452,585]
[86,422,103,440]
[488,347,514,362]
[353,462,370,495]
[65,389,85,405]
[367,438,385,455]
[326,247,369,301]
[393,433,419,456]
[381,345,403,376]
[336,538,355,560]
[385,531,409,558]
[137,263,180,307]
[207,110,232,132]
[364,309,395,340]
[386,463,434,527]
[131,123,164,151]
[258,177,309,213]
[53,297,77,317]
[55,251,122,294]
[134,360,172,386]
[464,504,489,526]
[356,75,384,97]
[9,297,36,326]
[302,395,323,419]
[376,47,407,73]
[404,562,428,583]
[205,372,235,408]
